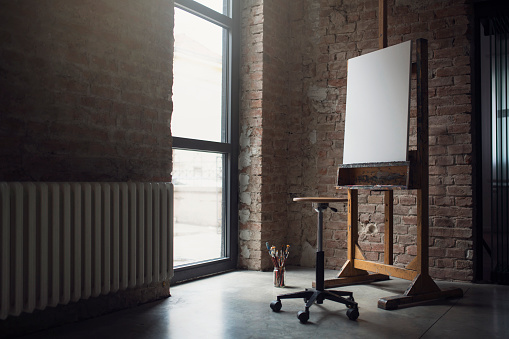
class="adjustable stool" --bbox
[270,197,359,323]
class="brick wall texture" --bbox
[0,0,173,182]
[240,0,474,281]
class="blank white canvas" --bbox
[343,40,412,164]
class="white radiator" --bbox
[0,182,173,320]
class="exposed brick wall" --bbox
[0,0,173,182]
[258,0,293,270]
[239,0,296,271]
[239,0,264,270]
[241,0,474,281]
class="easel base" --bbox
[378,287,464,310]
[315,273,390,289]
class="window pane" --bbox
[194,0,226,15]
[172,8,225,142]
[172,149,224,266]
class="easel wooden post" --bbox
[323,0,463,310]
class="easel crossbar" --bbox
[353,259,418,281]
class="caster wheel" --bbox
[347,307,359,321]
[346,296,355,308]
[270,300,282,312]
[297,310,309,324]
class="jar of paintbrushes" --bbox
[266,242,289,287]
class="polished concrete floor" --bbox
[19,267,509,339]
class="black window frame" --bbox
[171,0,239,284]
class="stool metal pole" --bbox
[315,203,328,292]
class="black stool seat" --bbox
[270,197,359,323]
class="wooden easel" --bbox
[322,0,463,310]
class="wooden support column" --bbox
[384,190,393,265]
[415,37,430,278]
[381,0,392,267]
[398,38,440,297]
[347,189,358,262]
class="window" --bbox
[171,0,239,283]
